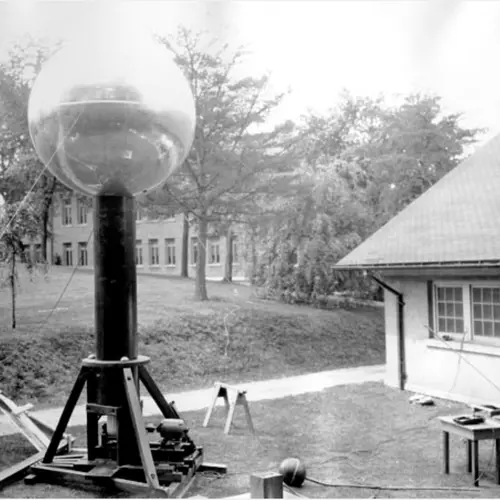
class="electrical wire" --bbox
[425,324,500,396]
[303,476,480,492]
[42,228,93,326]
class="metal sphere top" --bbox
[28,30,196,197]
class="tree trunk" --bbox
[250,225,258,285]
[10,253,16,329]
[223,226,233,283]
[41,177,57,264]
[181,211,189,278]
[194,215,208,301]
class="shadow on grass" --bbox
[2,382,500,498]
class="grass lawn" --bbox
[0,267,385,407]
[2,381,500,498]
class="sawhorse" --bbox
[203,382,255,435]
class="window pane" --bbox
[446,303,454,316]
[437,288,445,300]
[455,303,463,317]
[474,321,483,336]
[493,289,500,303]
[438,302,445,315]
[473,304,482,319]
[473,288,482,302]
[494,306,500,320]
[484,321,493,336]
[494,322,500,338]
[454,287,463,301]
[483,289,492,302]
[438,318,446,331]
[484,305,493,319]
[455,319,464,333]
[445,288,453,300]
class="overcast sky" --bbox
[1,0,499,143]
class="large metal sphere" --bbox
[28,31,196,197]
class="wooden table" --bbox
[438,415,500,487]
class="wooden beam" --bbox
[0,451,44,490]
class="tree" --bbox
[148,28,298,300]
[0,196,40,329]
[352,93,483,225]
[0,36,65,264]
[254,91,482,304]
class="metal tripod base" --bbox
[26,356,225,497]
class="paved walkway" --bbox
[0,364,385,438]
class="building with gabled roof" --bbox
[335,134,500,406]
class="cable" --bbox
[43,228,93,326]
[447,328,467,395]
[304,476,480,492]
[425,324,500,395]
[0,109,83,241]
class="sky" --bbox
[1,0,500,144]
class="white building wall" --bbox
[384,274,500,407]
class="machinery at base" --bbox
[24,356,225,498]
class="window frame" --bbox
[190,238,198,266]
[165,238,176,266]
[78,242,88,267]
[136,240,143,266]
[232,238,239,264]
[136,207,146,222]
[63,242,73,267]
[433,280,500,346]
[208,239,221,265]
[470,283,500,346]
[76,199,88,225]
[148,239,160,267]
[62,199,73,226]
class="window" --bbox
[149,239,159,266]
[165,238,176,266]
[191,238,198,265]
[433,282,500,344]
[166,210,176,221]
[471,286,500,341]
[136,206,146,222]
[34,244,43,264]
[62,199,72,226]
[435,286,464,335]
[77,199,88,225]
[208,239,220,265]
[136,240,143,266]
[78,242,88,266]
[232,238,239,263]
[63,243,73,266]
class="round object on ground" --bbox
[278,457,306,487]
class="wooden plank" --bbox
[0,451,43,489]
[123,367,161,490]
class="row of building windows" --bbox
[61,200,175,227]
[62,242,88,266]
[434,283,500,344]
[57,238,239,268]
[62,199,89,226]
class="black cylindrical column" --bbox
[92,188,141,465]
[94,192,138,361]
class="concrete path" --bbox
[0,364,385,438]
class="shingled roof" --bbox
[335,133,500,269]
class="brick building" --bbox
[30,194,246,280]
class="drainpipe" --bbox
[369,274,407,390]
